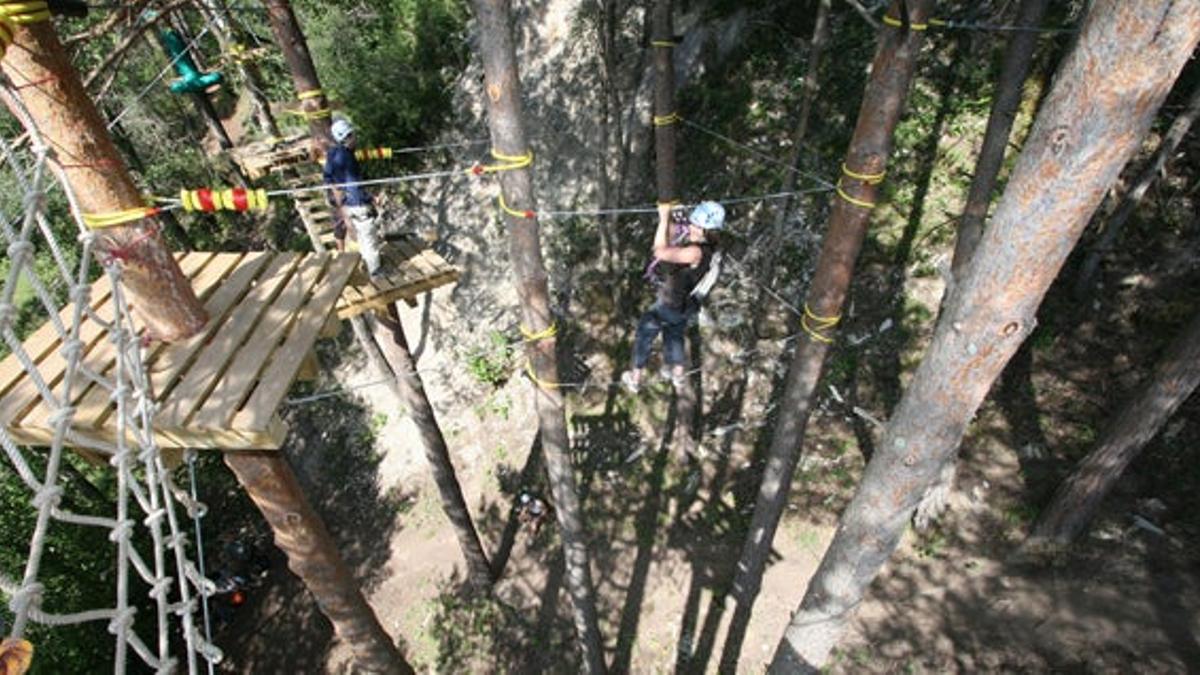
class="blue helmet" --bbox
[690,201,725,230]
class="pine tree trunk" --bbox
[950,0,1051,281]
[0,18,207,342]
[718,2,933,669]
[771,3,1200,669]
[652,0,677,204]
[225,451,411,674]
[262,0,333,152]
[369,305,495,590]
[775,0,831,226]
[1026,311,1200,549]
[1074,79,1200,296]
[469,1,607,672]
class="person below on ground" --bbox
[622,200,725,393]
[517,491,552,537]
[323,118,384,277]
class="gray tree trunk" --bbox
[469,1,607,671]
[718,2,934,670]
[771,3,1200,670]
[1025,310,1200,549]
[369,305,495,589]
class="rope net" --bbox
[0,81,219,673]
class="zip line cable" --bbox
[679,117,836,190]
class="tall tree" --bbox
[1074,79,1200,296]
[262,0,333,152]
[263,0,495,595]
[718,2,934,669]
[775,0,831,229]
[469,0,607,671]
[949,0,1051,280]
[651,0,677,204]
[369,305,495,589]
[1,9,207,342]
[1026,310,1200,549]
[770,2,1200,669]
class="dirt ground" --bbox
[210,242,1200,673]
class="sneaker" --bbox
[620,370,640,394]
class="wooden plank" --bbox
[60,253,254,434]
[156,253,302,429]
[191,254,331,429]
[320,312,341,339]
[0,273,114,398]
[233,253,358,433]
[334,272,459,320]
[3,253,217,434]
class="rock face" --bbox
[401,0,751,378]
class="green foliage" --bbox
[464,330,516,388]
[295,0,468,147]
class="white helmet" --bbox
[690,201,725,230]
[331,118,354,143]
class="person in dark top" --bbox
[323,118,383,277]
[622,200,724,393]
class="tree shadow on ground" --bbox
[208,335,413,671]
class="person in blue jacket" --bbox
[324,119,383,277]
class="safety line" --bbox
[680,117,835,190]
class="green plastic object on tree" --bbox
[158,27,223,95]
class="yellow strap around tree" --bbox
[81,207,158,230]
[0,1,51,24]
[653,112,681,126]
[800,304,840,344]
[520,322,558,342]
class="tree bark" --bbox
[1,19,207,342]
[718,2,933,669]
[771,2,1200,669]
[651,0,677,204]
[1026,311,1200,549]
[262,0,332,153]
[224,451,411,674]
[950,0,1051,282]
[468,1,606,672]
[369,304,495,590]
[1074,79,1200,296]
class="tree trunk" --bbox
[1,18,207,342]
[369,304,495,590]
[1026,311,1200,549]
[771,3,1200,670]
[468,1,606,672]
[191,90,234,150]
[262,0,332,153]
[651,0,677,204]
[950,0,1051,281]
[1074,79,1200,296]
[718,2,933,669]
[194,0,283,138]
[224,451,411,674]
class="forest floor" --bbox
[209,205,1200,673]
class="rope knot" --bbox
[148,577,173,601]
[108,520,134,545]
[46,405,76,428]
[60,337,85,364]
[107,607,136,635]
[69,283,91,307]
[31,484,63,510]
[10,582,43,615]
[6,240,34,265]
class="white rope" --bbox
[0,81,213,674]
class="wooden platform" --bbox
[230,140,462,319]
[230,133,312,179]
[336,234,460,319]
[0,251,358,451]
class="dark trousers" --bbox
[633,303,688,368]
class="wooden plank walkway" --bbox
[0,251,358,450]
[335,234,460,319]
